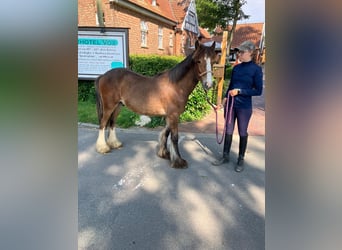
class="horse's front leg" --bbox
[170,128,188,169]
[96,109,113,154]
[168,119,188,169]
[157,126,170,159]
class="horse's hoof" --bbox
[171,159,188,169]
[157,149,170,159]
[96,144,111,154]
[108,141,123,149]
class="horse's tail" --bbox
[95,75,103,125]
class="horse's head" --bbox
[193,40,220,90]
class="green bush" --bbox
[223,64,233,92]
[116,106,140,128]
[224,63,233,80]
[78,81,96,102]
[144,117,166,128]
[180,84,211,122]
[130,55,181,76]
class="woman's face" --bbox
[238,50,252,62]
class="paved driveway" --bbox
[78,126,265,249]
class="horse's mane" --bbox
[167,52,195,83]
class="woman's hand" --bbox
[229,89,240,96]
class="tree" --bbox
[195,0,249,30]
[196,0,249,54]
[195,0,221,29]
[222,0,250,55]
[178,0,249,56]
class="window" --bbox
[169,32,173,47]
[158,26,163,49]
[140,21,148,47]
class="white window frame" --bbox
[169,32,173,47]
[140,21,148,47]
[158,26,163,49]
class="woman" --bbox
[212,40,263,172]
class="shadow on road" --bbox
[78,127,265,249]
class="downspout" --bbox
[96,0,105,32]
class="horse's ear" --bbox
[211,41,216,50]
[195,40,200,50]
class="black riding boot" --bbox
[235,135,248,172]
[212,134,233,166]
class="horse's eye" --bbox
[197,61,201,64]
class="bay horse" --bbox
[95,41,219,168]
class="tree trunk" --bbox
[226,0,243,55]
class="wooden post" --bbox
[216,31,228,106]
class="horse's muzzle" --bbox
[202,80,213,91]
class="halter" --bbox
[199,70,213,77]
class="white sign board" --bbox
[181,0,200,36]
[78,27,129,79]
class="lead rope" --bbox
[206,93,234,144]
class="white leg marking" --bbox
[107,127,122,149]
[169,139,178,163]
[96,128,110,153]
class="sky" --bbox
[238,0,265,23]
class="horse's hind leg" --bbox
[96,108,113,154]
[96,100,120,153]
[107,103,123,149]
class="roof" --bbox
[169,0,188,29]
[118,0,210,36]
[199,27,211,39]
[230,23,264,48]
[213,22,265,49]
[126,0,177,23]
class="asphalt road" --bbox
[78,125,265,250]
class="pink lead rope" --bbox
[215,95,234,144]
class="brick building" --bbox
[78,0,201,56]
[78,1,263,61]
